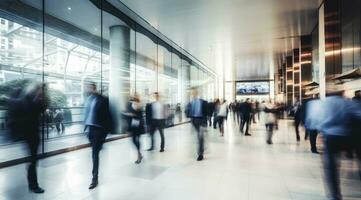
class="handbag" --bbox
[131,118,140,128]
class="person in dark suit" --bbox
[240,98,252,136]
[236,100,242,124]
[186,87,208,161]
[293,97,302,141]
[146,92,166,152]
[7,83,47,193]
[207,100,215,127]
[213,99,220,129]
[84,83,113,190]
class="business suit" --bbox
[84,93,113,188]
[146,102,166,151]
[207,102,215,127]
[186,98,208,160]
[240,101,252,135]
[7,85,46,193]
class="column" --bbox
[319,4,326,99]
[109,25,130,133]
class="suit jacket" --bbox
[240,102,252,117]
[207,102,215,116]
[186,99,208,120]
[145,102,166,125]
[84,94,114,134]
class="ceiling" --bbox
[117,0,321,81]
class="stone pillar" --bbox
[109,25,130,133]
[319,4,326,99]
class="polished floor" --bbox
[0,116,360,200]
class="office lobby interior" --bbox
[0,0,360,199]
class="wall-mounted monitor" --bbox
[236,81,270,95]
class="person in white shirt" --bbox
[146,92,166,152]
[217,99,228,136]
[263,100,277,144]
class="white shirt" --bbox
[218,103,228,117]
[152,101,165,119]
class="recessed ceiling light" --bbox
[67,7,72,11]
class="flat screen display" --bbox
[236,81,270,95]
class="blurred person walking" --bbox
[293,97,302,141]
[186,87,208,161]
[236,100,242,124]
[6,82,47,193]
[251,100,257,123]
[175,103,182,122]
[255,100,261,121]
[146,92,166,152]
[314,91,361,200]
[240,98,252,136]
[54,109,65,134]
[217,99,228,136]
[84,83,114,189]
[231,101,237,122]
[124,94,144,164]
[304,95,320,154]
[213,99,220,129]
[263,100,277,144]
[207,100,215,127]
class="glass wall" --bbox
[311,25,319,83]
[340,0,361,72]
[0,0,215,163]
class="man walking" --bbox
[146,92,166,152]
[186,87,208,161]
[240,98,252,136]
[84,83,113,189]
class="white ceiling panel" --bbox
[117,0,321,80]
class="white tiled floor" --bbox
[0,116,360,200]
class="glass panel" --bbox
[0,0,43,161]
[135,32,156,104]
[312,26,319,83]
[43,0,102,154]
[181,59,191,122]
[157,45,172,105]
[172,52,182,124]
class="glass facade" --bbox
[0,0,215,163]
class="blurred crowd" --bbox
[2,80,361,200]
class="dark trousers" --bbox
[55,122,65,134]
[308,130,318,152]
[294,119,301,141]
[131,131,141,151]
[207,115,213,127]
[323,135,353,200]
[88,126,106,181]
[240,115,250,134]
[149,119,165,150]
[191,118,205,156]
[25,135,40,189]
[213,113,218,129]
[265,123,274,143]
[218,117,225,134]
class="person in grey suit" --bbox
[84,83,113,189]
